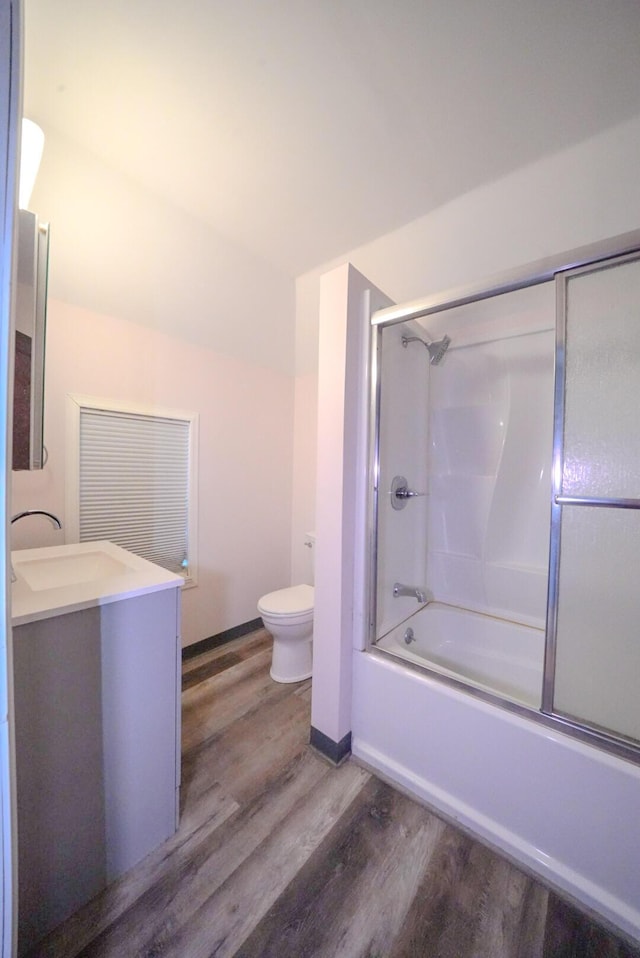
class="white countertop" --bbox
[11,540,183,626]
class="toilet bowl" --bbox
[257,583,314,683]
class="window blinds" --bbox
[79,406,190,575]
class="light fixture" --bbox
[19,118,45,210]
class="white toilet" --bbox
[257,534,314,683]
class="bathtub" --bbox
[352,620,640,943]
[375,602,544,708]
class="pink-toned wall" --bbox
[11,298,294,647]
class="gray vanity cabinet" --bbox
[13,585,181,954]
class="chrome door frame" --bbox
[544,249,640,736]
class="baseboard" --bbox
[309,726,352,765]
[182,618,264,661]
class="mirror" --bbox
[13,208,49,470]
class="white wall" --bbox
[290,275,322,582]
[11,299,294,647]
[12,127,298,648]
[29,127,295,373]
[311,265,391,746]
[292,112,640,585]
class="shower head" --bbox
[427,335,451,365]
[401,333,451,365]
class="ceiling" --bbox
[23,0,640,280]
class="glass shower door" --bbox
[546,252,640,745]
[373,320,431,640]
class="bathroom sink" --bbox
[11,541,182,626]
[15,549,133,592]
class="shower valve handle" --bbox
[390,475,425,510]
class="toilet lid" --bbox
[258,584,314,616]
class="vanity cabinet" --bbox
[13,584,181,954]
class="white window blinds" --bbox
[77,405,192,577]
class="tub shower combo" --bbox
[350,233,640,941]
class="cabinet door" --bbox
[14,609,106,952]
[101,587,180,880]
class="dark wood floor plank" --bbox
[294,677,312,697]
[385,824,474,958]
[234,776,392,958]
[26,630,640,958]
[411,838,506,957]
[66,750,333,958]
[181,676,312,808]
[234,632,271,660]
[133,761,371,958]
[181,647,282,751]
[543,893,640,958]
[181,650,244,690]
[237,778,447,958]
[470,859,546,958]
[385,827,546,958]
[182,634,272,691]
[514,880,549,958]
[182,631,271,677]
[319,788,446,958]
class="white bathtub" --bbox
[352,640,640,942]
[375,602,544,708]
[352,619,640,943]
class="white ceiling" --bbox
[23,0,640,280]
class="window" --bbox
[66,395,198,585]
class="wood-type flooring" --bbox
[28,628,640,958]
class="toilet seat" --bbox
[258,584,314,617]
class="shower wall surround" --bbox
[427,319,554,629]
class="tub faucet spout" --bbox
[393,582,429,604]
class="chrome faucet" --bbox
[10,511,62,582]
[393,582,429,604]
[11,510,62,529]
